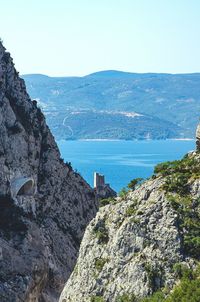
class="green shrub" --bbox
[119,187,129,199]
[93,220,109,244]
[128,178,143,191]
[154,155,200,196]
[137,210,144,215]
[162,173,190,195]
[165,274,200,302]
[167,193,200,260]
[144,264,161,292]
[90,295,105,302]
[154,156,200,177]
[141,265,200,302]
[94,258,108,272]
[154,161,174,176]
[126,204,137,217]
[130,217,140,224]
[184,236,200,259]
[173,263,191,279]
[140,291,165,302]
[116,293,137,302]
[99,197,115,207]
[167,194,193,210]
[166,194,180,210]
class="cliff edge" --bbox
[0,42,98,301]
[60,129,200,301]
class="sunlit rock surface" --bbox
[60,149,200,301]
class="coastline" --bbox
[58,138,195,142]
[78,138,122,141]
[168,138,194,141]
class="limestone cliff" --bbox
[196,123,200,151]
[0,42,98,301]
[60,134,200,301]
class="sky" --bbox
[0,0,200,76]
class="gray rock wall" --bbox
[0,42,98,301]
[196,123,200,151]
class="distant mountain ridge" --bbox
[85,70,140,78]
[22,70,200,140]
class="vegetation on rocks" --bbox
[167,193,200,259]
[119,187,129,199]
[90,296,105,302]
[119,178,144,199]
[110,266,200,302]
[125,199,138,217]
[94,257,108,272]
[154,154,200,195]
[141,265,200,302]
[128,178,143,190]
[60,150,200,302]
[116,293,137,302]
[153,153,200,260]
[99,197,115,207]
[93,219,109,244]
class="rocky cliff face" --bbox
[59,135,200,301]
[0,42,98,301]
[196,124,200,151]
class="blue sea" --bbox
[57,140,195,192]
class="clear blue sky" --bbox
[0,0,200,76]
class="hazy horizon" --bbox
[20,69,200,78]
[21,69,200,78]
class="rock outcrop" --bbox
[94,172,117,200]
[94,183,117,200]
[0,42,98,301]
[60,141,200,301]
[196,123,200,150]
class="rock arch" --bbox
[11,177,35,198]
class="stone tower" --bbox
[94,172,105,188]
[93,172,116,199]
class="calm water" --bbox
[57,140,195,192]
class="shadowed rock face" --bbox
[0,42,98,302]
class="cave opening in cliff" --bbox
[17,179,34,196]
[11,177,35,198]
